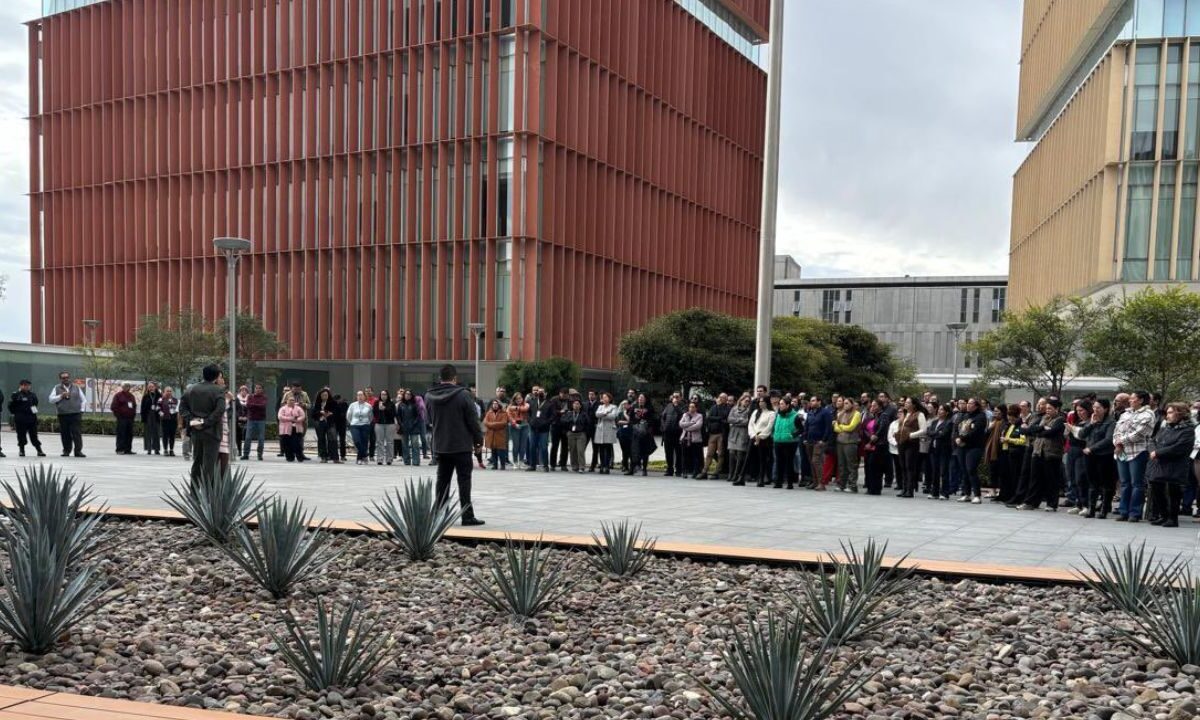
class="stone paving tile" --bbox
[9,439,1200,571]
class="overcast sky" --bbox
[0,0,1026,343]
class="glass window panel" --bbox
[497,138,512,237]
[1189,0,1200,34]
[1186,45,1200,159]
[1179,162,1198,279]
[1155,163,1177,279]
[1166,45,1183,160]
[498,35,515,132]
[1138,0,1165,37]
[1124,164,1156,281]
[1167,0,1187,36]
[1133,45,1161,161]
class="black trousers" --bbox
[682,440,704,475]
[190,433,221,484]
[335,422,348,459]
[663,434,682,475]
[436,451,477,521]
[550,426,569,469]
[14,417,40,452]
[596,443,614,470]
[1013,448,1035,502]
[1084,453,1116,516]
[901,442,921,495]
[999,448,1023,502]
[1149,482,1183,524]
[1024,455,1061,508]
[58,413,83,454]
[864,449,888,495]
[773,441,798,487]
[162,418,178,452]
[115,417,134,453]
[144,414,161,453]
[751,439,773,484]
[881,445,896,487]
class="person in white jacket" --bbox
[346,391,375,464]
[748,397,777,487]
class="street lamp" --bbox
[467,322,486,389]
[82,319,100,346]
[946,322,968,400]
[214,237,252,463]
[753,0,786,389]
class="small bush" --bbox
[221,498,343,598]
[270,599,396,691]
[587,520,657,577]
[697,610,870,720]
[466,537,575,619]
[791,540,916,646]
[0,466,118,654]
[0,465,109,566]
[365,480,460,562]
[162,466,269,545]
[1122,572,1200,666]
[1075,542,1185,615]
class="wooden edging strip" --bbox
[0,688,266,719]
[86,504,1087,585]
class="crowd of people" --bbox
[5,370,1198,529]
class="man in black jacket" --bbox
[660,392,684,477]
[140,381,163,455]
[872,392,898,488]
[427,364,485,526]
[8,380,43,457]
[180,365,227,484]
[547,387,571,471]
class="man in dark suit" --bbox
[180,365,227,484]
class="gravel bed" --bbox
[0,520,1193,720]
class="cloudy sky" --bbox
[0,0,1026,342]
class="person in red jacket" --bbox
[110,382,138,455]
[240,384,269,461]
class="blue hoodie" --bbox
[804,405,833,443]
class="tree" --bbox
[1085,287,1200,401]
[116,308,221,391]
[965,296,1104,398]
[498,356,582,393]
[216,312,288,387]
[74,342,126,413]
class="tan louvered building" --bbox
[1012,0,1200,308]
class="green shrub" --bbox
[791,540,916,646]
[270,599,396,691]
[587,520,657,577]
[0,466,118,654]
[697,610,870,720]
[466,537,575,619]
[365,480,460,562]
[1122,573,1200,666]
[162,466,270,545]
[1075,542,1185,615]
[220,498,343,598]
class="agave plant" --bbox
[220,498,343,599]
[365,480,460,561]
[791,540,916,646]
[1121,571,1200,666]
[697,610,870,720]
[162,466,269,545]
[1075,542,1186,615]
[465,537,575,619]
[0,465,109,566]
[269,599,396,691]
[587,519,657,577]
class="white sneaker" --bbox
[971,497,982,505]
[1067,508,1079,515]
[957,495,971,503]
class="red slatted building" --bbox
[29,0,769,382]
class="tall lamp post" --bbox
[753,0,786,389]
[214,237,252,463]
[467,322,486,389]
[946,322,968,400]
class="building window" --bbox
[959,288,968,323]
[1155,162,1178,279]
[1180,162,1198,279]
[842,290,853,325]
[963,331,973,369]
[1132,45,1161,161]
[991,288,1006,323]
[498,35,515,132]
[972,288,981,323]
[1187,43,1199,159]
[820,290,840,324]
[1124,163,1156,280]
[1165,45,1183,160]
[1167,0,1187,36]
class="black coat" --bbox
[1082,417,1115,456]
[426,383,484,454]
[179,382,226,441]
[1147,418,1196,485]
[8,390,38,421]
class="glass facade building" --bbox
[675,0,765,66]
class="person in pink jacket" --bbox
[277,396,309,462]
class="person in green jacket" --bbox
[772,399,801,489]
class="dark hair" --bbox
[1046,397,1063,409]
[1095,398,1111,412]
[439,364,457,382]
[1007,404,1021,418]
[202,365,221,382]
[1133,390,1151,404]
[1076,399,1093,415]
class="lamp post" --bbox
[467,322,486,389]
[946,322,968,400]
[214,237,252,463]
[753,0,786,389]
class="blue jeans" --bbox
[948,449,963,495]
[1117,451,1149,519]
[510,424,530,465]
[403,433,422,465]
[349,425,371,460]
[528,430,549,468]
[241,420,266,459]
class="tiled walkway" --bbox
[7,437,1199,571]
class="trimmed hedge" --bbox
[31,415,281,441]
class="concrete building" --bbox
[773,275,1008,391]
[1011,0,1200,308]
[28,0,771,391]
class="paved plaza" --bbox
[6,436,1199,572]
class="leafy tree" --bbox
[74,343,126,413]
[216,312,288,388]
[1085,287,1200,401]
[498,356,582,393]
[116,309,221,391]
[965,296,1104,398]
